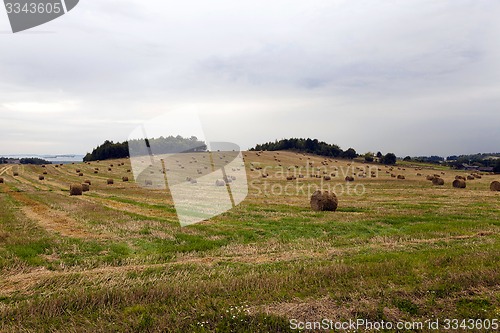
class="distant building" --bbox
[461,164,479,171]
[460,164,494,172]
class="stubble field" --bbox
[0,151,499,332]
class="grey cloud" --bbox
[0,0,499,156]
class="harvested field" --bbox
[0,153,499,332]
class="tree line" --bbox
[251,138,351,158]
[402,153,500,172]
[83,136,207,162]
[0,157,51,165]
[251,138,398,165]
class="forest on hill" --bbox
[251,138,499,171]
[250,138,399,164]
[251,138,355,158]
[83,136,207,161]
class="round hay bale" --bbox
[122,176,129,182]
[81,183,90,192]
[432,177,445,186]
[108,168,112,171]
[190,179,198,184]
[84,180,91,185]
[452,179,466,188]
[76,169,81,173]
[13,172,18,177]
[43,171,48,175]
[107,179,114,185]
[38,175,44,181]
[78,173,84,177]
[323,176,331,181]
[397,175,405,180]
[70,184,83,196]
[215,179,226,186]
[310,191,338,212]
[345,176,354,182]
[490,181,500,191]
[467,175,475,180]
[0,177,4,184]
[426,175,435,181]
[391,174,396,178]
[126,169,131,173]
[286,176,294,181]
[94,171,98,174]
[455,175,465,180]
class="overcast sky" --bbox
[1,0,499,157]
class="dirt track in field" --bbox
[9,191,105,239]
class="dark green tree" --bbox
[382,153,397,165]
[494,159,500,174]
[364,153,374,163]
[342,148,357,159]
